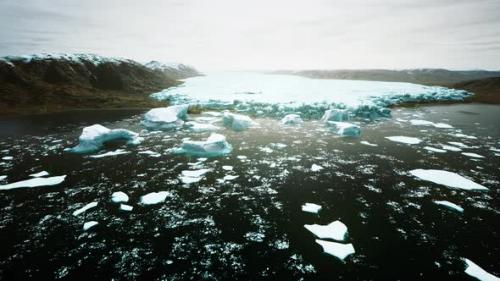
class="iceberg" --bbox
[111,191,129,203]
[302,203,322,214]
[464,258,500,281]
[72,202,98,216]
[304,220,348,241]
[0,175,66,191]
[222,112,257,131]
[409,169,488,191]
[65,124,142,154]
[315,240,355,261]
[83,221,98,231]
[321,109,350,122]
[281,114,303,125]
[172,133,232,157]
[386,136,422,145]
[433,200,464,213]
[327,122,361,137]
[142,105,189,130]
[139,191,171,205]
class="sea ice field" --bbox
[0,73,499,281]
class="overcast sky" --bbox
[0,0,499,70]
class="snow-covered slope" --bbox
[144,61,201,79]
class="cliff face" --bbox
[0,54,198,115]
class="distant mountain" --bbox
[0,54,198,115]
[144,61,202,80]
[452,77,500,104]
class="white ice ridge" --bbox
[172,133,232,157]
[140,191,172,205]
[302,203,322,214]
[222,112,257,131]
[83,221,99,231]
[386,136,422,145]
[0,175,66,191]
[315,239,355,261]
[151,72,470,119]
[304,220,348,241]
[433,200,464,213]
[281,114,303,125]
[409,119,453,129]
[65,124,142,154]
[142,105,189,130]
[464,258,500,281]
[179,168,212,184]
[327,122,361,137]
[409,169,488,191]
[72,202,98,216]
[111,191,129,203]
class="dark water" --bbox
[0,104,499,280]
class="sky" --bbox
[0,0,499,71]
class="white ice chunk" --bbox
[322,109,350,122]
[119,204,133,211]
[173,133,232,157]
[179,168,212,184]
[311,164,324,172]
[185,121,220,132]
[327,122,361,137]
[464,258,500,281]
[0,175,66,191]
[138,150,161,157]
[2,156,13,160]
[0,175,6,181]
[222,165,233,171]
[386,136,422,145]
[139,191,171,205]
[450,133,477,139]
[360,141,378,147]
[142,105,189,130]
[304,220,348,241]
[409,169,488,191]
[462,152,485,159]
[222,112,257,131]
[448,142,470,148]
[302,203,322,214]
[409,119,453,129]
[66,124,142,153]
[90,149,129,158]
[281,114,303,125]
[72,202,98,216]
[424,146,447,153]
[111,191,129,203]
[434,200,464,213]
[29,171,49,177]
[441,144,462,152]
[83,221,98,231]
[315,239,355,261]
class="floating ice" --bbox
[111,191,129,203]
[322,108,351,122]
[120,204,133,211]
[424,146,447,153]
[311,164,324,172]
[360,141,378,147]
[90,149,129,158]
[138,150,161,157]
[83,221,98,231]
[222,112,257,131]
[409,119,453,129]
[315,240,355,261]
[327,122,361,137]
[0,175,66,191]
[464,258,500,281]
[386,136,422,145]
[450,133,477,140]
[172,133,232,157]
[302,203,322,214]
[462,152,485,159]
[281,114,303,125]
[2,156,13,161]
[142,105,189,130]
[448,142,470,148]
[179,168,212,184]
[72,202,98,216]
[66,124,142,154]
[29,171,49,177]
[0,175,6,181]
[220,175,239,182]
[409,169,488,191]
[185,121,220,132]
[222,165,233,171]
[441,144,462,152]
[140,191,171,205]
[433,200,464,213]
[304,220,348,241]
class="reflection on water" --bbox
[0,104,499,280]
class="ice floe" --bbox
[315,240,355,261]
[138,150,161,157]
[433,200,464,213]
[2,156,13,161]
[83,221,98,231]
[139,191,171,205]
[90,149,129,158]
[464,258,500,281]
[448,142,470,149]
[0,175,66,191]
[0,175,6,181]
[409,119,453,129]
[65,124,142,153]
[142,105,189,130]
[450,133,477,139]
[281,114,303,125]
[222,165,233,171]
[222,112,257,131]
[409,169,488,191]
[424,146,447,153]
[304,220,348,241]
[111,191,129,203]
[302,203,322,214]
[311,164,324,172]
[462,152,485,159]
[119,204,133,211]
[386,136,422,145]
[72,202,98,216]
[360,140,378,147]
[179,169,212,184]
[172,133,232,157]
[185,121,220,132]
[327,122,361,137]
[440,144,462,152]
[29,171,49,177]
